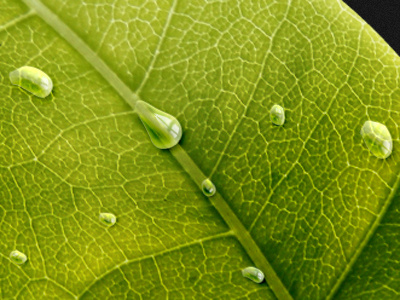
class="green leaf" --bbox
[1,0,400,299]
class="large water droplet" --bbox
[361,120,392,159]
[270,104,285,126]
[99,213,117,226]
[242,266,264,283]
[10,250,27,265]
[135,101,182,149]
[9,66,53,98]
[201,179,216,197]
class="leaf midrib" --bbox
[20,0,291,298]
[20,0,139,109]
[170,145,292,300]
[16,0,397,299]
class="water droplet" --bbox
[9,66,53,98]
[10,250,27,265]
[135,100,182,149]
[99,213,117,226]
[270,104,285,126]
[242,266,264,283]
[201,179,216,197]
[361,121,392,159]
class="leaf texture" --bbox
[1,0,400,299]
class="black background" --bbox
[343,0,400,55]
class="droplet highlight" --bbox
[270,104,285,126]
[361,120,392,159]
[10,250,27,265]
[201,179,216,197]
[99,213,117,226]
[242,266,264,283]
[9,66,53,98]
[242,267,265,283]
[135,100,182,149]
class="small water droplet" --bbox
[361,120,392,159]
[242,266,264,283]
[9,66,53,98]
[201,179,216,197]
[99,213,117,226]
[10,250,27,265]
[135,100,182,149]
[270,104,285,126]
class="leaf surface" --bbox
[1,0,400,299]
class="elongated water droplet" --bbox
[270,104,285,126]
[135,100,182,149]
[9,66,53,98]
[201,179,216,197]
[242,266,264,283]
[99,213,117,226]
[361,121,392,159]
[10,250,27,265]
